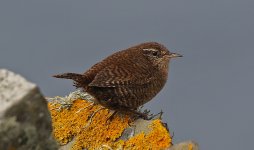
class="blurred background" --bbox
[1,1,253,149]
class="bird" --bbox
[53,42,182,119]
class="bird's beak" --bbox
[164,51,183,59]
[168,52,183,58]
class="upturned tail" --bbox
[53,73,89,88]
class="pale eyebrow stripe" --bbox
[142,48,158,51]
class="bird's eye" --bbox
[151,51,159,57]
[143,49,160,57]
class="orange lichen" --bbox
[188,143,194,150]
[48,98,172,150]
[115,119,172,150]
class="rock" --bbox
[48,90,199,150]
[0,69,58,150]
[48,91,172,150]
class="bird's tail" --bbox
[53,73,89,88]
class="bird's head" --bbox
[140,42,182,71]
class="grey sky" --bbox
[1,1,254,149]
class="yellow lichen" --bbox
[116,119,172,150]
[48,98,172,150]
[188,143,193,150]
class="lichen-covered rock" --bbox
[48,91,172,150]
[0,69,58,150]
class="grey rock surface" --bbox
[0,69,58,150]
[0,69,37,119]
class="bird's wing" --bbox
[89,65,153,87]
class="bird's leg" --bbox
[113,107,150,120]
[146,110,164,120]
[76,101,96,113]
[106,110,118,122]
[135,107,164,120]
[103,99,125,122]
[123,108,163,120]
[131,110,149,120]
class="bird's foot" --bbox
[132,109,164,120]
[146,110,164,120]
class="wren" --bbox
[53,42,182,119]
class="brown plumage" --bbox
[53,42,182,119]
